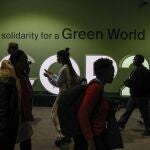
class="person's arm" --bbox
[48,66,71,88]
[19,75,33,121]
[77,83,102,141]
[44,69,60,87]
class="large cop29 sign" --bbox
[0,54,149,96]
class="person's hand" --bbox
[88,139,96,150]
[44,69,53,77]
[44,69,53,74]
[44,72,50,77]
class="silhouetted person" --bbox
[118,54,150,136]
[77,58,116,150]
[10,50,33,150]
[44,48,80,147]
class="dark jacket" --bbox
[0,77,19,142]
[125,65,150,97]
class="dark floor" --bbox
[15,107,150,150]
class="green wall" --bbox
[0,0,150,93]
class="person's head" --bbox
[133,54,144,67]
[57,48,70,64]
[57,47,78,84]
[10,49,28,72]
[94,58,114,84]
[7,42,18,54]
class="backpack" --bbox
[57,79,100,137]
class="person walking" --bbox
[44,48,80,147]
[118,54,150,136]
[76,58,116,150]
